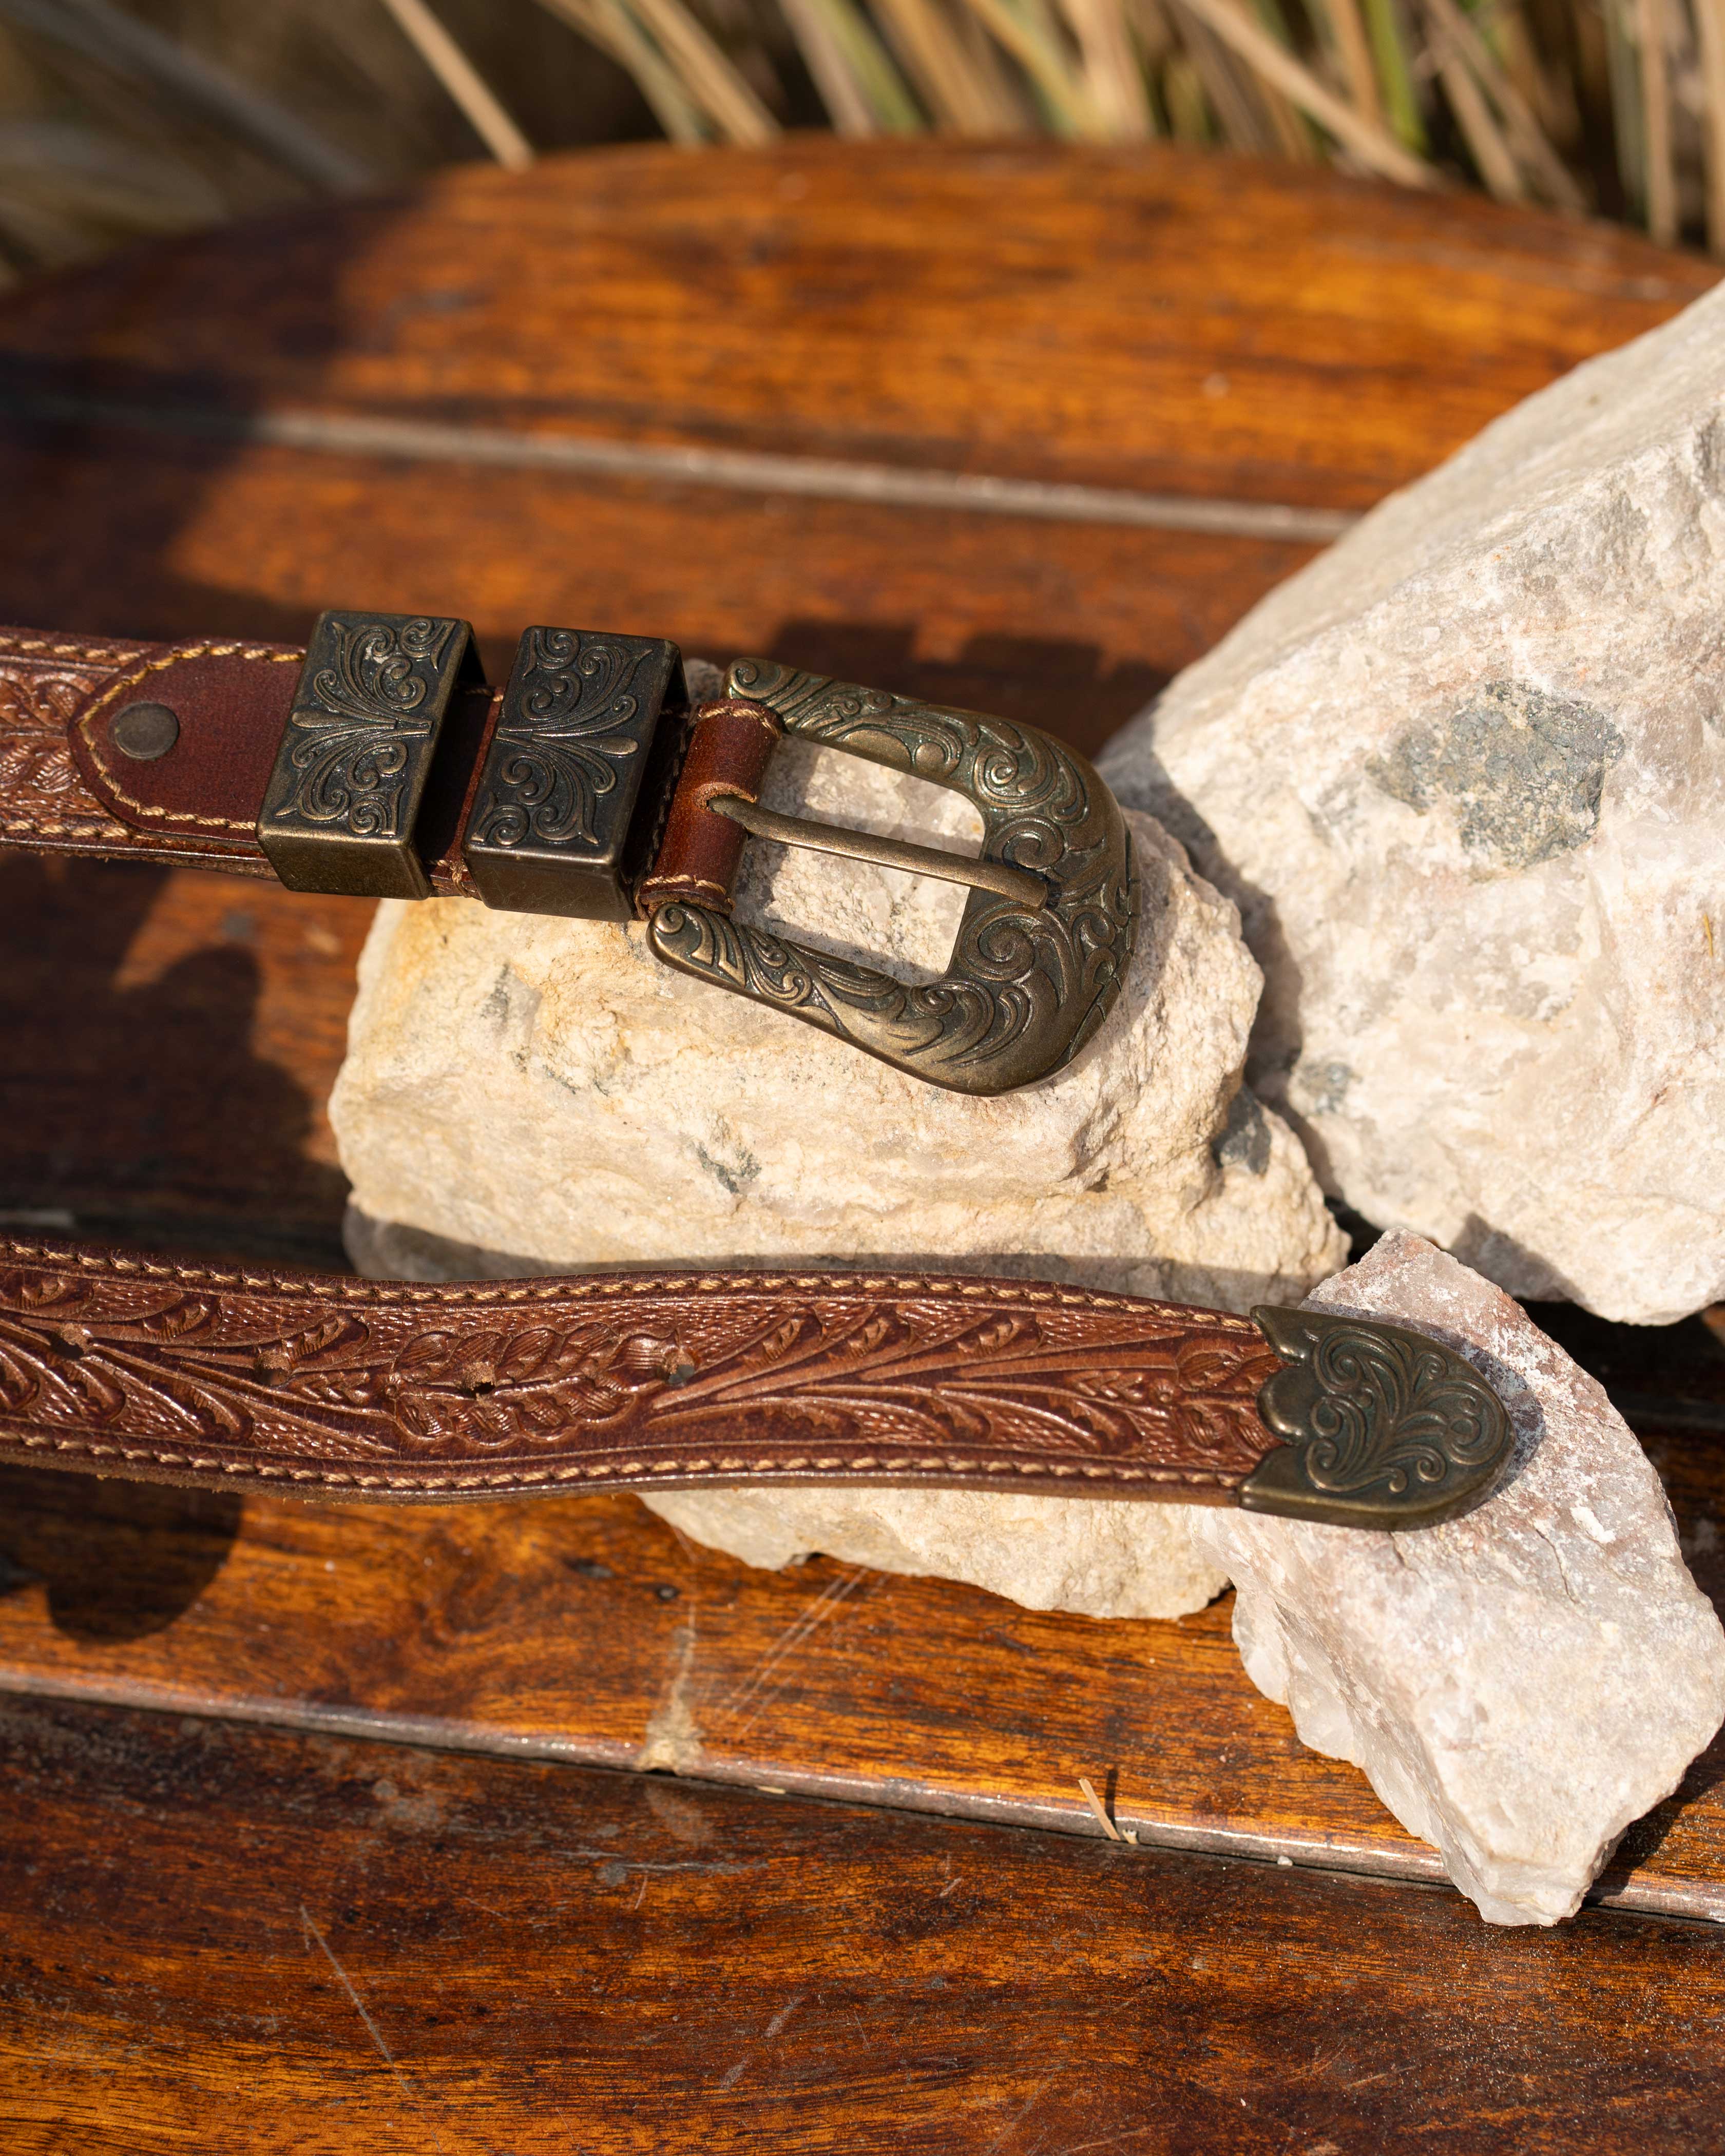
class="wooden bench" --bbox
[0,139,1722,2151]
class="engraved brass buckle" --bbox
[258,619,1139,1097]
[645,659,1139,1096]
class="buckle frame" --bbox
[645,659,1138,1096]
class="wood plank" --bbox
[0,143,1712,514]
[0,144,1712,726]
[0,859,362,1261]
[0,1402,1719,1921]
[2,1692,1723,2156]
[0,141,1721,1961]
[0,424,1306,745]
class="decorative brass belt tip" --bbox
[1242,1307,1514,1530]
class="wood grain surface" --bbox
[0,1424,1720,1922]
[1,140,1713,505]
[0,858,359,1262]
[1,139,1723,2146]
[0,141,1715,749]
[4,1692,1725,2156]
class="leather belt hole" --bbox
[110,701,181,761]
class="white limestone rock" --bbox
[643,1481,1231,1621]
[332,738,1345,1314]
[643,1230,1725,1926]
[1099,278,1725,1325]
[1191,1229,1725,1926]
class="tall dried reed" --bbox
[0,0,1718,286]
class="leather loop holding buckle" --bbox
[634,696,783,915]
[639,659,1140,1097]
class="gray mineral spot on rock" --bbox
[1369,682,1625,869]
[695,1140,760,1195]
[1296,1059,1356,1116]
[1215,1087,1272,1175]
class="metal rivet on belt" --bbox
[110,701,181,761]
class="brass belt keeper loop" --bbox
[463,627,686,921]
[258,609,482,900]
[636,696,783,916]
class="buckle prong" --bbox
[707,794,1049,911]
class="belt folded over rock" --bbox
[0,615,1514,1530]
[3,611,1135,1097]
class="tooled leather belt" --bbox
[0,611,1513,1531]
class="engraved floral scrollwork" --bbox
[309,615,452,724]
[0,666,101,739]
[640,1297,1277,1475]
[0,661,111,826]
[649,904,1040,1075]
[380,1322,684,1448]
[469,630,649,853]
[727,657,1090,825]
[0,737,79,796]
[276,615,455,835]
[0,1282,244,1440]
[0,1247,1296,1501]
[1241,1307,1512,1529]
[650,659,1139,1095]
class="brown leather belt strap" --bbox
[0,623,503,893]
[2,625,277,874]
[0,620,775,911]
[0,1235,1514,1530]
[0,619,1517,1530]
[0,1236,1277,1503]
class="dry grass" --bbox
[0,0,1719,287]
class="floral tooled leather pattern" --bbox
[0,1238,1283,1505]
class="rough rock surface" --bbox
[332,737,1344,1313]
[643,1483,1232,1622]
[1099,278,1725,1324]
[642,1232,1725,1926]
[1192,1230,1725,1924]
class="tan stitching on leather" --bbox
[0,637,138,663]
[637,874,732,902]
[2,818,114,838]
[10,1237,1232,1319]
[75,642,304,833]
[0,1423,1229,1494]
